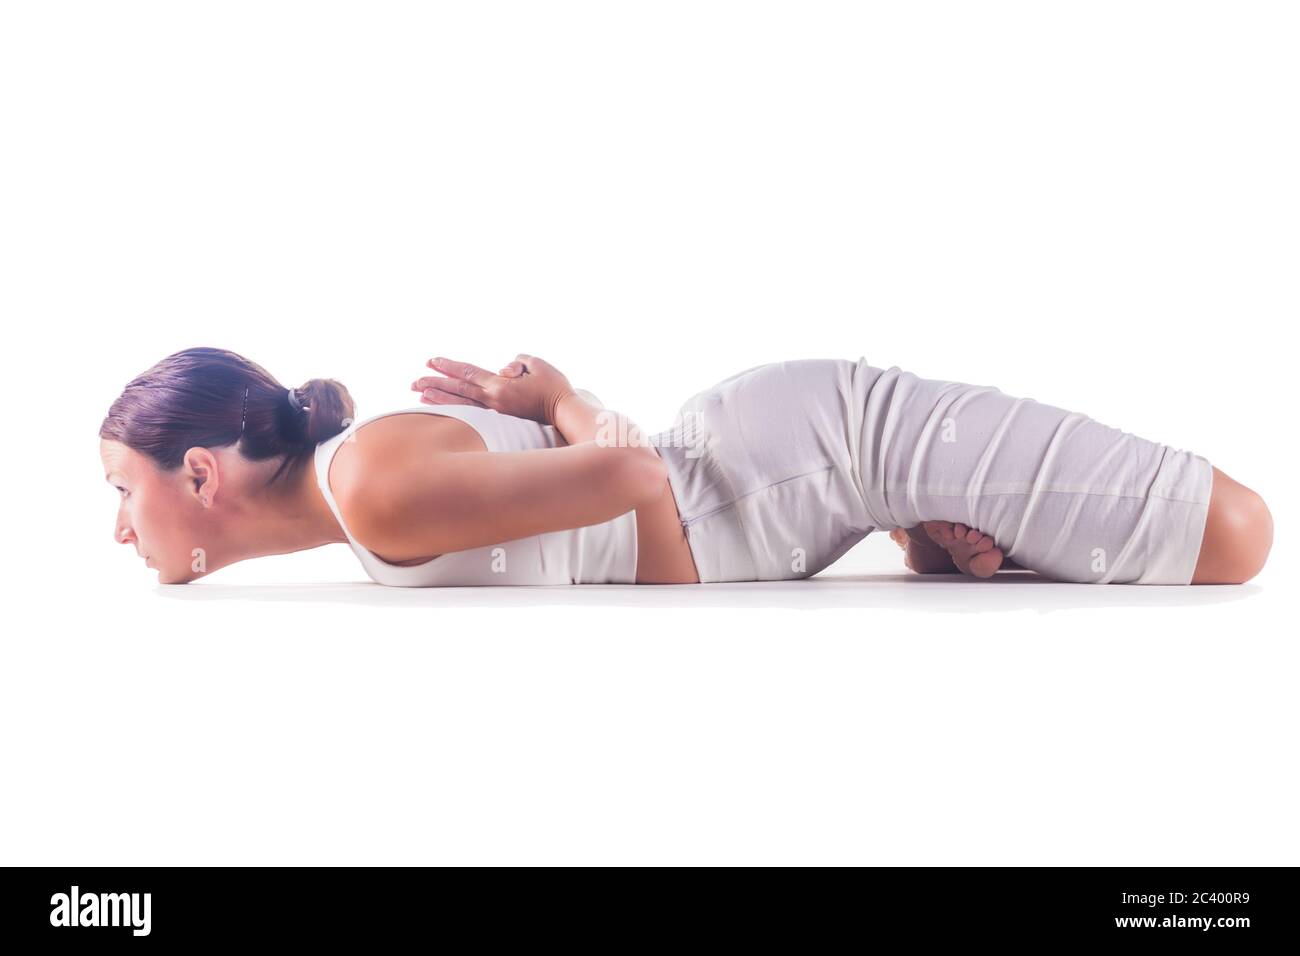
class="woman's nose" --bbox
[116,524,135,546]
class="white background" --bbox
[1,1,1295,864]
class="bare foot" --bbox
[921,521,1005,578]
[889,526,963,574]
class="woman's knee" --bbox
[1192,467,1273,584]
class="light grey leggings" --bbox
[651,358,1213,584]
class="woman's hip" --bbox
[650,358,874,581]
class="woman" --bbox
[99,348,1272,587]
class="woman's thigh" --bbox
[852,366,1214,584]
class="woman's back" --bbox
[315,404,639,586]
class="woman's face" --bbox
[100,439,209,584]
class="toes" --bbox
[909,521,1003,577]
[928,522,954,545]
[969,547,1004,578]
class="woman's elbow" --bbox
[621,448,670,508]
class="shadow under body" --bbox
[158,572,1259,616]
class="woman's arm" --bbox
[335,427,667,562]
[487,356,652,460]
[549,390,664,473]
[344,354,666,561]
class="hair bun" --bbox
[295,378,355,445]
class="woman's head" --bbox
[100,347,354,582]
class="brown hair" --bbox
[100,347,355,484]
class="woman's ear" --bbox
[182,447,221,507]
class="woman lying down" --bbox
[99,348,1272,587]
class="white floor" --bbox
[4,533,1291,866]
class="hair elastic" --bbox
[287,387,307,414]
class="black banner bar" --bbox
[1,866,1294,945]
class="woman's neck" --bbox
[225,456,348,564]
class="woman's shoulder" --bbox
[326,410,486,531]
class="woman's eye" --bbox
[116,486,130,498]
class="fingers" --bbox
[498,354,535,377]
[413,352,542,412]
[411,373,488,405]
[427,356,496,384]
[417,389,484,407]
[423,354,532,381]
[415,356,497,404]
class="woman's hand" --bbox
[412,354,576,426]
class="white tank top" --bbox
[314,404,639,586]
